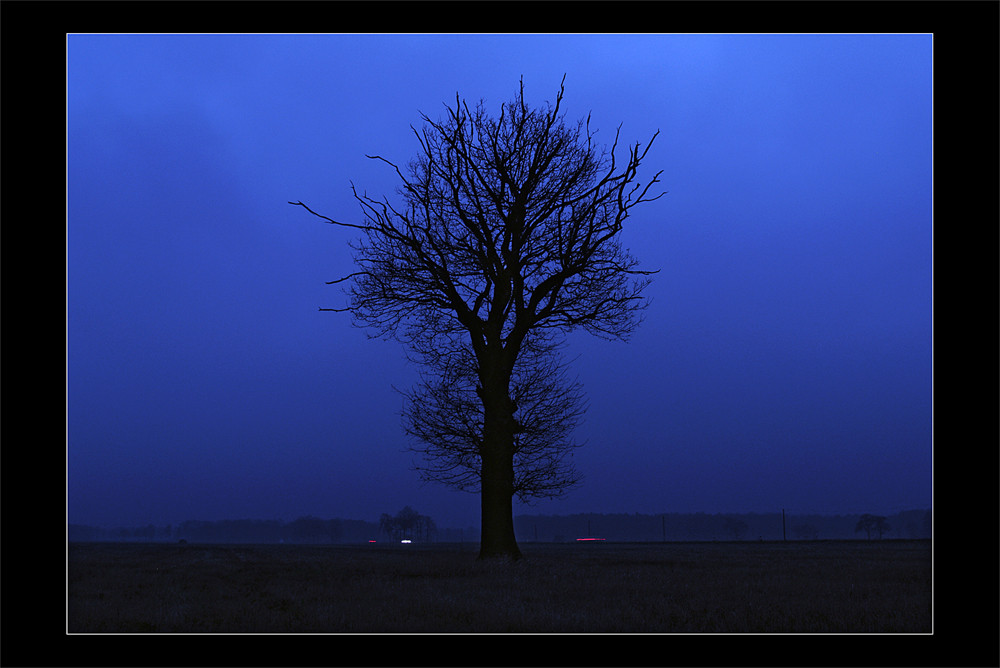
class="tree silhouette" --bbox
[855,513,890,540]
[724,517,748,541]
[380,506,436,542]
[378,512,397,540]
[291,77,663,560]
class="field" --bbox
[67,539,931,634]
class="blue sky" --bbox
[67,34,932,530]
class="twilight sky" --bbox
[67,34,932,531]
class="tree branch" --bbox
[287,200,371,231]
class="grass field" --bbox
[67,539,931,634]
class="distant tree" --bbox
[855,514,890,540]
[394,506,421,539]
[379,512,397,540]
[380,506,436,542]
[724,517,748,541]
[855,514,875,540]
[291,76,663,560]
[415,514,437,542]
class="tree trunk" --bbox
[476,373,522,561]
[478,444,521,560]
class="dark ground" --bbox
[67,539,931,634]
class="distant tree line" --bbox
[68,509,929,544]
[378,506,437,542]
[855,513,891,540]
[70,516,379,544]
[513,509,931,543]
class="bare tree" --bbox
[399,336,586,502]
[380,506,436,542]
[856,513,891,540]
[724,517,748,541]
[290,76,663,560]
